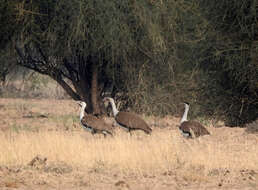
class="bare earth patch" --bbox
[0,98,257,190]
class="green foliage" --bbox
[200,0,257,40]
[0,0,18,49]
[196,0,258,126]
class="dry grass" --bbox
[0,98,258,189]
[0,125,257,175]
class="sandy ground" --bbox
[0,98,257,190]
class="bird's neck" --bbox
[80,105,86,120]
[180,105,189,124]
[109,100,119,116]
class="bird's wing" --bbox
[180,121,209,137]
[81,115,113,132]
[116,112,151,131]
[179,121,191,132]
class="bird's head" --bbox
[103,97,110,102]
[76,101,87,108]
[103,97,114,105]
[103,97,111,108]
[183,102,190,109]
[183,102,190,106]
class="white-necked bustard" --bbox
[179,102,210,138]
[77,101,113,137]
[103,97,152,135]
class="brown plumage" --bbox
[179,121,210,138]
[115,111,152,134]
[81,114,113,136]
[103,97,152,134]
[77,101,113,137]
[179,102,210,138]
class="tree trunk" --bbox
[78,78,92,113]
[91,62,101,115]
[70,75,92,113]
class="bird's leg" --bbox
[129,129,133,136]
[91,130,96,136]
[189,128,195,138]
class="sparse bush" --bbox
[0,72,69,99]
[246,119,258,134]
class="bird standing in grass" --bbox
[77,101,113,137]
[179,102,210,138]
[103,97,152,135]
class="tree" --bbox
[1,0,213,116]
[9,0,163,114]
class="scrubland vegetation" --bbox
[0,0,258,189]
[0,99,257,189]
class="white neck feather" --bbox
[180,104,189,124]
[109,98,119,116]
[79,104,86,120]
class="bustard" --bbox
[77,101,113,137]
[103,97,152,135]
[179,102,210,138]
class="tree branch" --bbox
[54,76,81,101]
[63,59,79,82]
